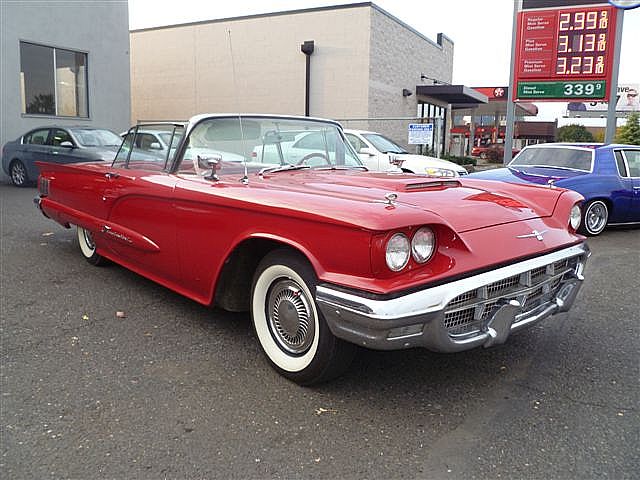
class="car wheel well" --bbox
[213,238,309,312]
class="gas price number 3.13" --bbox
[555,9,609,76]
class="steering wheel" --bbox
[297,152,329,166]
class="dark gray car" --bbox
[2,126,121,186]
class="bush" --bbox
[556,124,594,142]
[441,154,477,166]
[614,113,640,145]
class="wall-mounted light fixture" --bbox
[420,74,450,85]
[301,40,315,116]
[402,88,413,97]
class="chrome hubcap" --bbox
[267,279,315,354]
[11,163,25,185]
[586,203,607,233]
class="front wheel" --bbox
[579,200,608,236]
[251,249,356,385]
[77,226,107,266]
[9,160,29,187]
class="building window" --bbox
[20,41,88,117]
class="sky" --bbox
[128,0,640,125]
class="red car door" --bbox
[98,148,180,286]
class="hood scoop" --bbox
[404,179,461,191]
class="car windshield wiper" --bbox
[258,164,311,175]
[383,150,406,154]
[315,165,368,171]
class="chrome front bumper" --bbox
[316,243,589,353]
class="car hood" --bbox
[242,170,563,233]
[470,166,588,186]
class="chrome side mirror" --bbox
[197,154,222,181]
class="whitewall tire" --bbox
[251,249,356,385]
[77,226,106,266]
[579,200,608,236]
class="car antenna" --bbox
[227,28,249,185]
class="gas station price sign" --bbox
[514,4,617,100]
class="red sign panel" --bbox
[514,4,617,101]
[473,87,508,99]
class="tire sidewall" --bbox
[252,263,320,373]
[251,250,348,384]
[581,200,608,236]
[77,226,104,265]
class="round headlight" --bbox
[569,204,581,230]
[411,227,436,263]
[386,233,410,271]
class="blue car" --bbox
[2,126,122,187]
[470,143,640,236]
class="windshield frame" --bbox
[170,114,364,175]
[113,122,187,169]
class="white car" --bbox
[344,129,468,176]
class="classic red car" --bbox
[471,142,520,161]
[35,114,589,385]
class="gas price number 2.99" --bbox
[555,9,609,77]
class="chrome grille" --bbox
[443,255,581,337]
[487,275,520,295]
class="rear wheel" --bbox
[251,249,356,385]
[579,200,608,236]
[77,226,106,266]
[9,160,29,187]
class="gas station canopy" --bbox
[416,85,488,106]
[416,84,538,117]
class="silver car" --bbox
[2,126,121,187]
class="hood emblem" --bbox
[373,192,398,207]
[516,230,547,241]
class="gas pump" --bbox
[449,133,465,156]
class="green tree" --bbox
[556,124,594,142]
[614,113,640,145]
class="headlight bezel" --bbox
[385,232,411,272]
[411,226,436,263]
[569,204,582,231]
[384,226,437,272]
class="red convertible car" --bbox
[35,114,589,385]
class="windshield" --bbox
[72,129,122,147]
[158,132,176,146]
[361,133,407,154]
[177,116,363,176]
[510,147,593,172]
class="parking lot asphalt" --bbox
[1,183,638,479]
